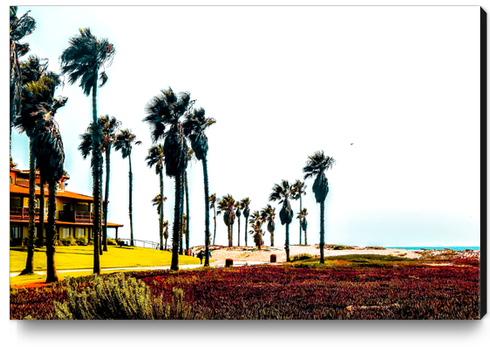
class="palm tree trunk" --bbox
[45,178,59,283]
[320,201,325,264]
[179,177,184,255]
[159,168,164,251]
[285,223,290,262]
[237,216,241,247]
[128,153,134,247]
[91,77,101,275]
[171,174,183,271]
[244,216,248,246]
[21,141,36,275]
[36,178,45,247]
[102,145,111,252]
[299,195,303,245]
[184,171,190,253]
[213,207,217,245]
[203,157,211,266]
[270,224,274,247]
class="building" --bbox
[9,166,123,245]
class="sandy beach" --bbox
[193,245,480,266]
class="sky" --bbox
[7,5,482,248]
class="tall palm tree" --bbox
[270,180,294,262]
[297,208,308,245]
[217,194,236,247]
[79,115,120,252]
[260,204,276,246]
[152,193,167,251]
[209,194,217,245]
[31,111,66,283]
[183,108,216,265]
[146,144,165,250]
[143,87,194,271]
[114,129,141,247]
[235,203,242,247]
[181,149,196,255]
[14,60,65,276]
[10,6,36,152]
[303,151,335,264]
[163,220,169,250]
[292,180,307,245]
[60,27,115,275]
[249,211,264,250]
[240,198,251,246]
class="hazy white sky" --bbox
[8,5,481,248]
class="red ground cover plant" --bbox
[10,264,480,320]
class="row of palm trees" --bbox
[208,151,335,264]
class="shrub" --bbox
[75,237,87,246]
[332,245,346,250]
[291,254,313,261]
[59,237,77,246]
[106,237,117,246]
[53,273,198,320]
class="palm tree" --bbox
[152,193,167,251]
[209,194,217,245]
[240,198,251,246]
[10,6,36,152]
[249,211,265,250]
[146,144,165,250]
[163,220,169,250]
[79,115,120,252]
[217,194,236,247]
[14,60,65,276]
[303,151,335,264]
[60,27,115,275]
[181,149,196,255]
[114,129,141,247]
[260,204,276,246]
[270,180,294,262]
[292,180,307,245]
[235,203,242,247]
[183,108,216,266]
[31,111,66,283]
[143,87,194,271]
[297,208,308,245]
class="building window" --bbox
[77,228,85,238]
[11,226,20,239]
[61,228,70,238]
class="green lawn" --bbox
[11,245,202,274]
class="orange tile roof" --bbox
[10,185,93,202]
[10,219,124,228]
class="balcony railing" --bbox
[10,207,42,221]
[11,208,100,224]
[58,210,94,223]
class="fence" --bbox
[117,238,160,250]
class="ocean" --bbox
[384,246,480,251]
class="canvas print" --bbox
[9,5,485,320]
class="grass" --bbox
[292,254,417,268]
[10,245,203,286]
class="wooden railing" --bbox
[10,207,42,221]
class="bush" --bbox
[332,245,346,250]
[53,273,198,320]
[291,254,313,261]
[106,237,117,246]
[60,237,77,246]
[75,237,87,246]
